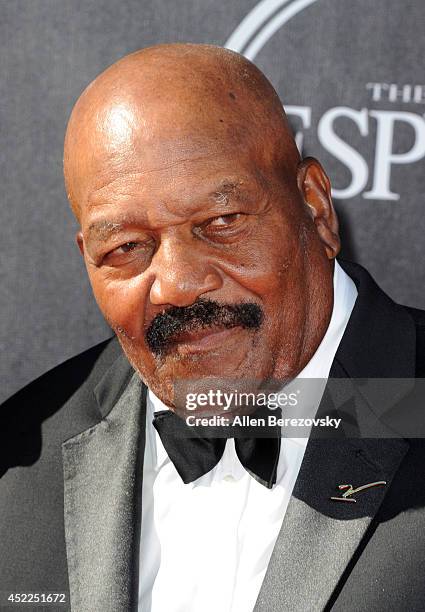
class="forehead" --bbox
[77,127,278,224]
[68,88,282,217]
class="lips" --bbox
[169,325,243,354]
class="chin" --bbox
[117,333,275,410]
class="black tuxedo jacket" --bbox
[1,259,425,611]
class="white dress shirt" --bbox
[138,261,357,612]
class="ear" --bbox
[76,231,84,256]
[296,157,340,260]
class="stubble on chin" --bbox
[113,325,281,413]
[113,331,179,407]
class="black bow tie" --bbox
[152,407,281,489]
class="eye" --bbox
[116,241,140,253]
[193,213,248,242]
[207,213,242,227]
[102,239,155,266]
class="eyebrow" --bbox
[210,180,247,205]
[86,219,133,243]
[86,180,254,243]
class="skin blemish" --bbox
[87,220,125,242]
[229,92,236,100]
[211,180,244,206]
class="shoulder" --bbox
[0,337,124,458]
[404,305,425,328]
[2,335,121,409]
[403,306,425,376]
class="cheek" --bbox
[224,228,300,303]
[226,232,309,347]
[88,270,148,337]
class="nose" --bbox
[149,236,223,307]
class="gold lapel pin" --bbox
[330,481,387,503]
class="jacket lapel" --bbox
[254,434,408,612]
[62,354,147,612]
[255,260,416,611]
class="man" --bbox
[1,43,424,612]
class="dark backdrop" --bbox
[1,0,424,402]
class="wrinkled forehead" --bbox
[65,92,281,217]
[64,45,301,221]
[81,142,277,232]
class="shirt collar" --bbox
[284,259,358,447]
[297,259,357,380]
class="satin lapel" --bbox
[254,433,408,612]
[62,364,146,612]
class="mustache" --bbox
[146,298,264,355]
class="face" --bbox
[75,105,336,414]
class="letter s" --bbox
[318,107,369,199]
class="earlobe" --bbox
[296,157,341,260]
[76,231,84,256]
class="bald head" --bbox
[63,43,300,219]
